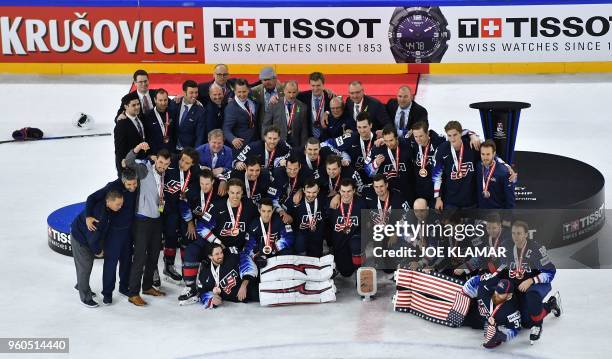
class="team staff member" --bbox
[71,190,124,308]
[125,142,172,306]
[85,169,139,305]
[114,92,146,176]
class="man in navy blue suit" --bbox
[142,88,177,155]
[197,64,235,106]
[196,129,233,180]
[223,78,259,153]
[170,80,207,151]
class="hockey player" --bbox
[324,112,379,184]
[327,179,367,277]
[179,178,257,305]
[318,155,364,198]
[363,174,410,225]
[432,121,515,210]
[241,198,295,275]
[366,124,415,203]
[463,276,522,349]
[287,137,349,181]
[500,220,562,344]
[196,243,259,308]
[454,213,510,276]
[234,125,291,173]
[268,154,307,224]
[289,178,328,257]
[160,147,200,284]
[227,156,272,206]
[407,121,446,207]
[476,140,515,209]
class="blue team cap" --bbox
[495,279,514,295]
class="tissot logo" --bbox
[212,17,380,39]
[458,16,612,38]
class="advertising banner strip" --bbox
[0,7,204,63]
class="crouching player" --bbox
[197,243,259,308]
[463,276,521,349]
[502,220,562,344]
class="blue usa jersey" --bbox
[226,169,272,206]
[431,137,479,208]
[293,145,345,181]
[268,167,308,213]
[235,140,291,172]
[289,195,328,235]
[407,130,446,203]
[240,214,295,278]
[324,131,378,184]
[195,199,258,251]
[364,138,415,201]
[499,239,556,285]
[476,162,515,209]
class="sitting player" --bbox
[196,243,259,308]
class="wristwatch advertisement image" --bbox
[388,6,451,63]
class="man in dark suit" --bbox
[251,67,284,125]
[142,89,177,155]
[114,92,147,176]
[321,96,352,141]
[263,80,308,149]
[205,85,227,131]
[297,72,335,139]
[386,85,428,137]
[223,78,259,153]
[116,69,157,122]
[169,80,207,151]
[197,64,235,106]
[345,80,390,135]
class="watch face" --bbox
[393,15,440,59]
[389,8,450,63]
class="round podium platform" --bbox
[47,202,84,256]
[507,151,605,249]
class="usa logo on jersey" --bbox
[220,222,246,236]
[450,162,474,180]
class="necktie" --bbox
[354,104,360,120]
[142,95,151,113]
[135,118,144,139]
[211,152,218,168]
[312,96,322,138]
[399,110,406,130]
[180,105,189,125]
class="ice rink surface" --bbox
[0,73,610,358]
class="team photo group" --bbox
[71,65,561,349]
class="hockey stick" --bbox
[0,132,111,144]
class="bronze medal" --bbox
[418,168,428,177]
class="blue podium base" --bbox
[47,202,84,257]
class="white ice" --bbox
[0,73,610,359]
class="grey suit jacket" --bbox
[263,99,308,149]
[251,83,285,124]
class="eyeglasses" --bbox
[215,73,229,77]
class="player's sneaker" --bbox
[547,291,562,317]
[81,298,99,308]
[153,268,161,288]
[178,286,199,306]
[530,324,542,344]
[163,264,183,283]
[102,295,112,305]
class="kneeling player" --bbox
[196,243,259,308]
[463,276,521,349]
[501,220,562,343]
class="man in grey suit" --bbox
[263,80,308,149]
[250,67,284,125]
[223,78,259,153]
